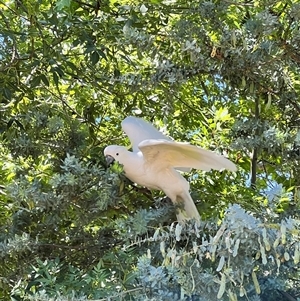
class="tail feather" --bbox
[174,191,200,223]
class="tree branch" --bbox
[250,96,260,189]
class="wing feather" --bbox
[138,139,237,172]
[121,116,171,153]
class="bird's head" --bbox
[104,145,128,166]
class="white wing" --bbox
[138,139,237,172]
[121,116,171,153]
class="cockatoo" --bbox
[104,116,236,223]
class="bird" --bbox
[104,116,236,223]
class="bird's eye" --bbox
[116,153,119,156]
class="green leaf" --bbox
[91,51,99,65]
[55,0,71,11]
[97,49,107,61]
[65,61,78,71]
[3,88,12,100]
[52,71,59,86]
[31,75,41,88]
[40,74,49,87]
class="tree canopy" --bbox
[0,0,299,300]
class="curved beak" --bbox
[105,155,115,166]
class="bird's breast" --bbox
[124,160,165,190]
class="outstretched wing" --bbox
[138,139,237,172]
[121,116,171,153]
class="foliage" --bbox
[0,0,299,300]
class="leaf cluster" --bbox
[0,0,300,300]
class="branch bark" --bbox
[250,96,260,189]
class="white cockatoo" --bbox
[104,116,236,223]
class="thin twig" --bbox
[250,96,259,189]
